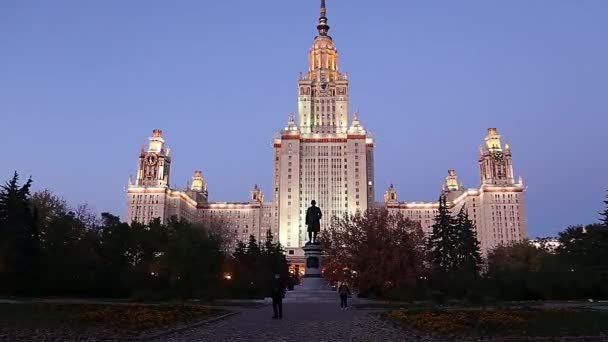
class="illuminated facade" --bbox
[272,1,374,254]
[125,1,528,256]
[126,129,276,243]
[384,128,528,254]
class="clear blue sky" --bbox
[1,0,607,237]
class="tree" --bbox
[600,190,608,227]
[427,194,458,274]
[454,207,482,274]
[321,209,426,299]
[556,224,608,298]
[226,233,288,299]
[40,211,98,294]
[95,212,136,296]
[486,241,553,300]
[0,172,41,294]
[30,190,69,229]
[162,219,226,299]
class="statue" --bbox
[305,200,322,244]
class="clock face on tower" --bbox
[145,153,158,166]
[320,81,328,92]
[491,151,504,161]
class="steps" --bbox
[284,289,340,303]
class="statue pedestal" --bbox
[299,243,331,291]
[303,243,323,277]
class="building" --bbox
[271,0,374,255]
[126,129,276,243]
[384,128,528,254]
[125,1,528,258]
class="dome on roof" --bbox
[311,36,336,51]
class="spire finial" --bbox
[317,0,330,36]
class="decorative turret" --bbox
[187,170,208,203]
[484,128,502,151]
[148,129,165,153]
[250,184,264,203]
[286,113,298,131]
[444,170,461,192]
[190,170,206,192]
[347,112,366,136]
[384,184,398,204]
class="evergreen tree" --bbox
[234,241,247,260]
[455,207,482,274]
[246,235,261,259]
[0,172,40,294]
[600,190,608,227]
[427,194,458,273]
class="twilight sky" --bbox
[1,0,607,237]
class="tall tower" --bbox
[272,0,375,253]
[298,0,349,134]
[127,129,172,224]
[479,128,515,185]
[135,129,171,187]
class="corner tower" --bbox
[479,128,515,186]
[134,129,171,187]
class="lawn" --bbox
[0,303,226,340]
[384,307,608,339]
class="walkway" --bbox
[153,302,416,342]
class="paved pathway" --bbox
[153,302,420,342]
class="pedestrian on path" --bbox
[338,282,351,310]
[270,273,286,319]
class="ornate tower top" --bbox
[308,0,339,78]
[317,0,330,37]
[384,184,398,203]
[444,170,461,192]
[148,129,166,153]
[190,170,207,193]
[484,127,503,151]
[251,184,264,203]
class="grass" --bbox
[384,307,608,338]
[0,303,224,334]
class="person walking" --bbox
[338,282,351,310]
[270,273,286,319]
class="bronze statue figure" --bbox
[305,200,322,244]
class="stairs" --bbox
[283,277,338,303]
[284,289,339,303]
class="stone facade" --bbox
[126,130,275,244]
[126,1,528,256]
[384,129,528,254]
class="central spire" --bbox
[317,0,330,36]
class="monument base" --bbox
[299,276,332,291]
[298,243,332,290]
